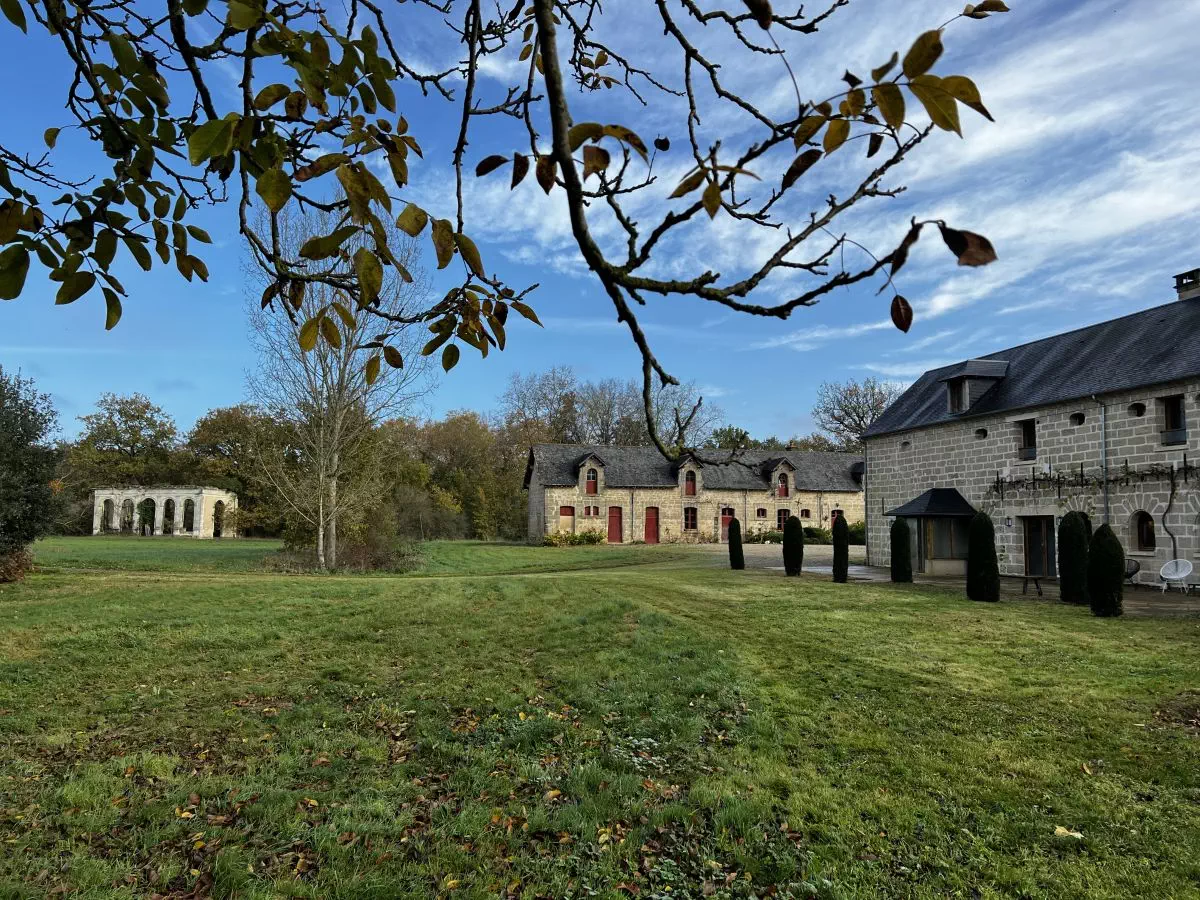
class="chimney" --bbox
[1176,268,1200,301]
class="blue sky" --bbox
[2,0,1198,440]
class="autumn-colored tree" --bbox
[0,0,1006,457]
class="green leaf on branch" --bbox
[320,315,342,349]
[55,271,96,305]
[0,245,30,300]
[330,300,356,329]
[902,29,943,79]
[256,167,293,213]
[702,181,721,218]
[383,345,404,368]
[354,246,383,305]
[227,0,264,31]
[299,315,321,352]
[567,122,604,151]
[44,127,60,149]
[475,154,509,177]
[871,51,898,82]
[823,119,850,154]
[454,233,485,278]
[396,203,429,237]
[103,287,122,330]
[441,343,460,372]
[187,115,237,165]
[940,74,993,121]
[909,75,961,135]
[511,300,541,326]
[365,354,381,385]
[298,225,359,260]
[1,0,27,31]
[294,153,350,183]
[670,169,706,199]
[431,218,454,269]
[253,83,291,111]
[872,83,905,129]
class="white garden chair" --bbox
[1159,559,1193,594]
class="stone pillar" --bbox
[92,494,103,535]
[194,493,206,539]
[153,496,165,536]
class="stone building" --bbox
[862,270,1200,584]
[523,444,865,544]
[92,486,238,539]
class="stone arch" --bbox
[137,498,156,536]
[101,498,116,532]
[212,500,225,538]
[182,498,195,534]
[1131,509,1156,552]
[120,499,135,534]
[163,498,176,535]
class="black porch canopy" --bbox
[885,488,976,518]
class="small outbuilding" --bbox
[91,486,238,539]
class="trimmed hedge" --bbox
[890,518,912,583]
[832,515,849,583]
[1088,524,1124,617]
[728,517,745,570]
[966,512,1000,602]
[1058,511,1090,605]
[783,515,805,576]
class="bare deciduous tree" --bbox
[245,208,431,568]
[812,377,904,450]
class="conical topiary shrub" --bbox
[832,514,849,583]
[890,518,912,583]
[1057,511,1090,605]
[1088,523,1124,617]
[728,517,745,570]
[783,514,804,576]
[966,511,1000,602]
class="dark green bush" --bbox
[803,526,832,544]
[846,520,866,545]
[1088,524,1124,617]
[743,529,784,544]
[783,515,804,576]
[728,517,745,570]
[966,512,1000,602]
[1079,512,1093,538]
[542,529,606,547]
[0,368,60,583]
[890,518,912,583]
[832,515,849,583]
[1058,511,1090,605]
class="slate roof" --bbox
[885,488,976,518]
[865,296,1200,438]
[524,444,863,492]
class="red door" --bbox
[644,507,659,544]
[607,506,623,543]
[720,507,735,541]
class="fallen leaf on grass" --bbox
[1054,826,1083,839]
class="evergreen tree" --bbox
[966,512,1000,602]
[728,518,745,570]
[890,518,913,583]
[1088,524,1124,617]
[1057,511,1090,605]
[832,514,849,583]
[783,515,805,576]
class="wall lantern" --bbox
[1005,516,1014,527]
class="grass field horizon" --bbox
[3,540,1198,897]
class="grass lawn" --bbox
[2,542,1198,898]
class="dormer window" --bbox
[777,473,789,498]
[948,378,965,413]
[684,470,696,496]
[586,467,598,494]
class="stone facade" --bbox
[864,379,1200,584]
[92,486,239,539]
[527,456,864,544]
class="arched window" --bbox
[120,499,135,534]
[1134,511,1156,551]
[163,499,175,535]
[182,499,195,533]
[101,499,115,532]
[586,467,598,495]
[213,500,225,538]
[777,473,789,498]
[684,470,696,496]
[800,508,811,519]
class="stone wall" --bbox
[864,378,1200,584]
[532,469,864,544]
[92,487,239,539]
